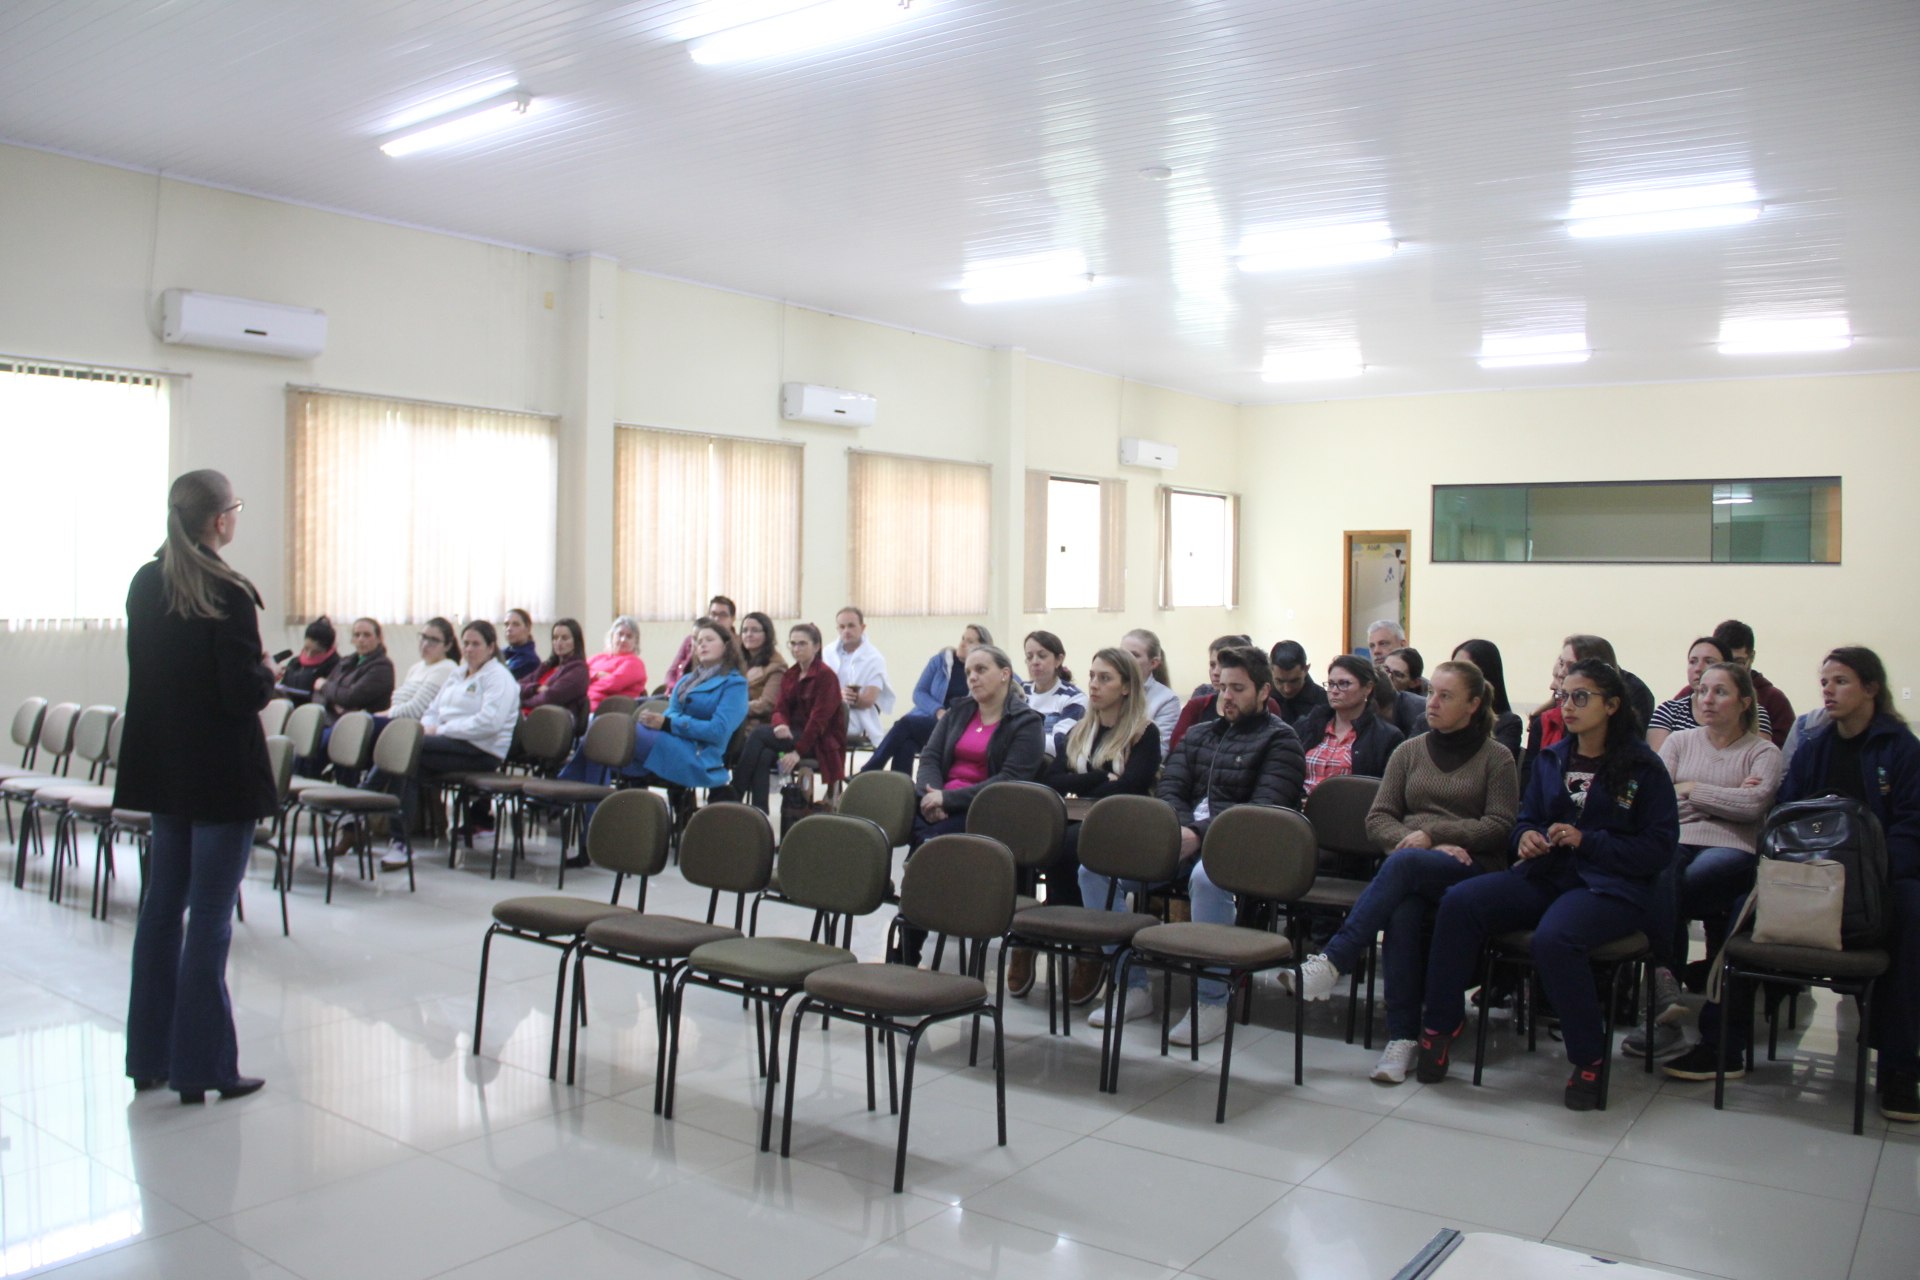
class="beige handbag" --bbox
[1707,858,1844,1002]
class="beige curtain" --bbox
[286,389,557,624]
[1098,477,1126,612]
[849,452,991,616]
[613,426,802,621]
[1022,470,1049,613]
[1155,485,1174,609]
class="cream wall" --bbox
[1239,373,1920,717]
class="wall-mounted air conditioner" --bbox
[781,382,876,428]
[161,289,328,359]
[1119,436,1179,470]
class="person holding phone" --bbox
[822,606,893,747]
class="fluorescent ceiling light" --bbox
[959,250,1093,305]
[1237,221,1396,272]
[380,90,531,157]
[1712,496,1754,505]
[1567,182,1760,238]
[1261,346,1365,382]
[1478,332,1590,369]
[690,0,921,66]
[385,78,521,132]
[1718,315,1852,355]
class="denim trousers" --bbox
[1322,847,1484,1042]
[1421,863,1647,1066]
[1079,855,1233,1004]
[125,815,254,1088]
[1644,843,1754,971]
[860,711,936,774]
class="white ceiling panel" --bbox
[2,0,1915,402]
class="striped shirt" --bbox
[1649,695,1771,739]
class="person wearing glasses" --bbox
[1415,659,1678,1111]
[1524,634,1655,788]
[1382,647,1429,698]
[1269,639,1330,726]
[1294,655,1405,795]
[387,619,520,869]
[381,617,459,722]
[500,608,541,681]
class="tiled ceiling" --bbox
[2,0,1916,403]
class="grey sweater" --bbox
[1365,734,1520,873]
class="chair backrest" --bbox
[71,706,117,768]
[518,704,577,770]
[638,696,669,717]
[1199,804,1318,904]
[37,702,80,764]
[106,713,125,768]
[1077,794,1183,884]
[837,770,917,847]
[581,710,638,769]
[965,781,1067,871]
[10,697,46,758]
[680,802,776,894]
[369,717,424,777]
[263,734,296,801]
[901,833,1017,941]
[327,711,376,771]
[259,698,294,738]
[282,702,327,758]
[597,695,641,718]
[775,813,893,917]
[1305,774,1382,860]
[586,788,673,877]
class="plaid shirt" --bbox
[1303,720,1356,796]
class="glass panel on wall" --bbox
[1434,478,1840,564]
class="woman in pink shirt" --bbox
[586,614,649,710]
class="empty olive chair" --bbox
[964,779,1066,981]
[7,704,111,893]
[782,832,1017,1192]
[568,801,776,1106]
[452,705,579,879]
[0,697,49,781]
[1002,794,1183,1086]
[280,701,327,767]
[259,698,294,738]
[519,711,637,888]
[1298,774,1386,1046]
[295,717,425,898]
[473,788,669,1080]
[37,713,127,914]
[288,709,377,857]
[3,700,80,857]
[666,812,893,1151]
[1112,805,1318,1118]
[751,768,916,944]
[596,695,641,718]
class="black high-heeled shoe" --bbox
[132,1077,169,1092]
[177,1077,266,1105]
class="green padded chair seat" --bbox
[687,936,854,986]
[1492,929,1649,965]
[492,896,633,935]
[110,809,151,832]
[463,773,528,794]
[804,963,987,1016]
[1724,937,1890,980]
[300,788,402,813]
[520,779,614,804]
[2,776,61,797]
[584,913,740,959]
[33,784,113,809]
[1011,904,1159,946]
[1299,877,1368,910]
[1131,922,1294,969]
[0,764,47,783]
[67,792,119,818]
[1014,893,1040,913]
[287,776,335,795]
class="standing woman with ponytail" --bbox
[117,470,276,1104]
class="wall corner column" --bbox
[559,253,619,633]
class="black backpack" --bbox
[1757,795,1890,949]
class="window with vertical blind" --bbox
[0,359,171,626]
[286,388,558,624]
[1157,486,1240,608]
[613,426,802,621]
[1022,472,1127,612]
[848,452,991,617]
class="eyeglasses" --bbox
[1325,680,1361,693]
[1561,688,1603,709]
[222,499,245,514]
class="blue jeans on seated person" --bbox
[552,724,664,822]
[1078,856,1233,1004]
[861,711,936,774]
[1645,843,1754,971]
[1321,846,1483,1042]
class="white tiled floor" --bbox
[0,824,1907,1279]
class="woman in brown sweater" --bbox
[1290,659,1520,1082]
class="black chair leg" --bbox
[472,925,497,1053]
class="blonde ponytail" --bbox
[159,469,258,620]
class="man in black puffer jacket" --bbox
[1155,645,1305,1047]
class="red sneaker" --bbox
[1416,1023,1462,1084]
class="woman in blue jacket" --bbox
[1414,659,1679,1111]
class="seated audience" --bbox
[276,616,340,704]
[1293,660,1520,1082]
[316,617,395,723]
[1170,634,1283,751]
[1415,659,1677,1111]
[1122,627,1181,747]
[1383,647,1429,697]
[586,615,649,710]
[383,620,520,868]
[1669,647,1920,1124]
[1624,661,1781,1061]
[1648,636,1771,749]
[1085,646,1304,1046]
[383,617,459,721]
[1367,619,1407,665]
[1373,663,1430,740]
[900,644,1046,964]
[1270,639,1330,725]
[1708,619,1792,748]
[520,617,590,733]
[665,596,737,688]
[1022,630,1087,743]
[1525,633,1652,785]
[737,611,789,733]
[1294,655,1405,794]
[727,623,846,812]
[823,606,894,747]
[500,608,540,681]
[862,624,989,773]
[1451,638,1523,760]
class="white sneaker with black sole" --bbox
[380,840,411,871]
[1652,965,1688,1025]
[1620,1021,1688,1060]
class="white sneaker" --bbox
[1169,1003,1228,1047]
[1370,1039,1419,1083]
[1088,985,1153,1028]
[380,841,411,870]
[1653,966,1688,1025]
[1296,954,1342,1002]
